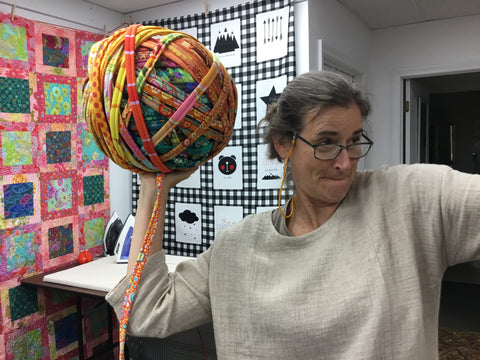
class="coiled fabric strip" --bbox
[83,24,237,173]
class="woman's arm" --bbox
[127,169,197,274]
[106,167,214,337]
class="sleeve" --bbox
[105,246,213,338]
[439,167,480,266]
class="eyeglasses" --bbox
[294,133,374,160]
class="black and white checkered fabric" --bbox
[134,0,296,257]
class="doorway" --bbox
[403,71,480,173]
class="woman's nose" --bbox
[332,147,352,169]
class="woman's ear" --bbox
[273,135,293,160]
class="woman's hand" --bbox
[163,167,199,190]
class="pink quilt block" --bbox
[35,73,77,124]
[0,278,46,333]
[37,123,77,172]
[79,209,109,256]
[0,223,42,283]
[46,305,78,358]
[40,216,79,272]
[0,68,38,123]
[78,167,109,215]
[34,22,76,77]
[75,31,103,78]
[3,317,48,359]
[0,13,35,71]
[40,170,78,221]
[0,121,40,175]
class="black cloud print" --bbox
[179,210,199,224]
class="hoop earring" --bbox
[278,138,296,219]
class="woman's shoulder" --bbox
[356,163,453,184]
[351,163,456,202]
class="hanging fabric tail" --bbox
[118,173,165,360]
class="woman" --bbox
[106,71,480,359]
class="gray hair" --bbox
[259,71,371,161]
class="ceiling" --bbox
[83,0,180,14]
[84,0,480,30]
[338,0,480,30]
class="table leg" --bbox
[76,295,85,359]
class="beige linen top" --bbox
[107,164,480,359]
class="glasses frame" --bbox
[294,133,374,160]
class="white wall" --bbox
[366,14,480,168]
[307,0,371,76]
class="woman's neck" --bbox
[286,195,340,237]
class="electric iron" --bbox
[103,211,123,256]
[115,214,135,263]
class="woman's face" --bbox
[276,104,364,207]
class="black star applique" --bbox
[260,86,281,106]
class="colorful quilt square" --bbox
[83,217,104,249]
[3,318,49,359]
[11,328,43,360]
[5,227,37,270]
[0,224,42,282]
[48,178,72,212]
[54,312,77,350]
[75,32,103,77]
[0,121,39,174]
[79,210,110,256]
[0,77,30,114]
[3,182,34,219]
[1,131,32,167]
[83,175,104,206]
[44,82,71,116]
[9,285,38,321]
[42,34,69,68]
[79,210,108,256]
[0,22,28,61]
[37,123,76,172]
[47,306,78,357]
[34,22,76,77]
[0,13,35,71]
[40,171,78,221]
[0,174,41,230]
[40,217,79,271]
[35,73,77,123]
[48,223,73,259]
[75,32,103,78]
[77,124,105,167]
[78,168,109,215]
[0,68,38,123]
[46,131,71,163]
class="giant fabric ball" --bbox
[83,25,237,174]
